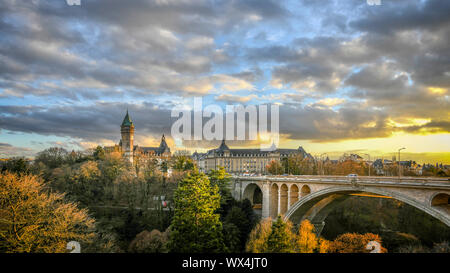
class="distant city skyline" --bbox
[0,1,449,164]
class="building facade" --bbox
[193,140,312,174]
[104,110,171,163]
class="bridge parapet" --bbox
[232,175,450,189]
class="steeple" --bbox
[120,109,134,163]
[218,139,230,151]
[159,134,168,149]
[121,109,133,127]
[157,134,170,154]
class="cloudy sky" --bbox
[0,0,449,163]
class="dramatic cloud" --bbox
[0,102,173,143]
[0,0,449,158]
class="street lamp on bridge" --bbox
[398,147,406,178]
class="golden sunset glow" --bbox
[428,87,448,95]
[387,118,431,128]
[284,133,450,164]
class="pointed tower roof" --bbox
[218,139,230,151]
[156,134,170,154]
[121,110,133,127]
[159,134,168,149]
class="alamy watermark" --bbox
[66,0,81,6]
[367,0,381,5]
[171,97,279,151]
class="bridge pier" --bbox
[262,181,270,218]
[287,188,291,211]
[277,188,281,215]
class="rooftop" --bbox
[121,110,133,127]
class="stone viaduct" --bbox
[231,175,450,234]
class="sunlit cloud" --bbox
[428,87,447,95]
[0,0,449,163]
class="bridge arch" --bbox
[243,183,263,207]
[431,192,450,206]
[280,184,289,214]
[270,183,279,218]
[290,184,299,207]
[285,186,450,227]
[300,185,311,197]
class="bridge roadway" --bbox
[231,175,450,231]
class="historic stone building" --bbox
[192,140,312,174]
[104,110,171,163]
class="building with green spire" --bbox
[104,110,171,164]
[120,109,135,163]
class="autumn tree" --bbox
[246,216,297,253]
[128,229,169,253]
[63,160,103,206]
[135,157,160,180]
[330,160,366,176]
[34,147,69,169]
[245,217,273,253]
[295,219,318,253]
[246,218,331,253]
[329,233,387,253]
[167,171,225,253]
[267,160,283,175]
[173,155,195,171]
[0,172,95,253]
[93,145,106,160]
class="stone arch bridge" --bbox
[231,175,450,234]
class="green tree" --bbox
[222,222,241,253]
[1,157,30,174]
[0,172,95,253]
[266,216,296,253]
[224,206,250,251]
[208,167,233,215]
[168,171,225,253]
[67,160,102,206]
[93,146,106,160]
[184,159,195,171]
[239,199,258,227]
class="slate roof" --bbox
[135,134,170,155]
[207,140,313,158]
[121,110,133,127]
